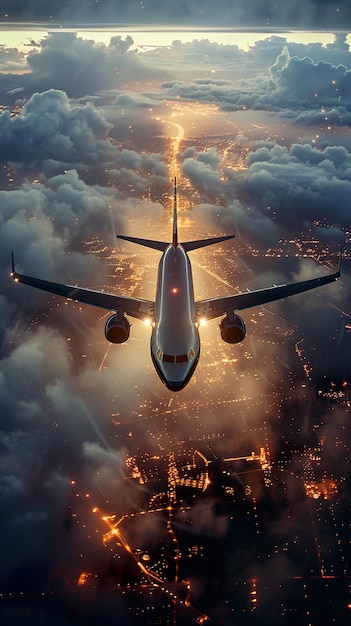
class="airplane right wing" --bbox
[11,256,155,322]
[195,256,342,321]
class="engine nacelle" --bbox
[220,313,246,344]
[105,314,130,344]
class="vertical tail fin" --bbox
[172,177,178,248]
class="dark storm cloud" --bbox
[3,0,351,28]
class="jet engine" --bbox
[105,314,130,344]
[219,313,246,344]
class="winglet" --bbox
[11,251,20,282]
[172,177,178,248]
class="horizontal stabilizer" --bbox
[117,234,169,252]
[182,235,235,252]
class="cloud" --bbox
[109,148,168,190]
[0,45,27,71]
[0,87,169,196]
[113,92,161,109]
[0,325,141,619]
[182,150,225,200]
[267,46,351,109]
[0,89,114,174]
[156,38,351,125]
[0,32,159,104]
[0,170,117,274]
[181,140,351,240]
[237,142,351,228]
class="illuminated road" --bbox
[154,111,185,182]
[93,504,211,624]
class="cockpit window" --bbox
[176,354,188,363]
[163,353,188,363]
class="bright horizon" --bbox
[0,25,347,51]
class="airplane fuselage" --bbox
[151,243,200,391]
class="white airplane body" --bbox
[12,180,341,391]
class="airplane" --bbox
[11,179,341,392]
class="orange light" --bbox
[172,287,178,294]
[78,572,89,586]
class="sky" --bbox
[0,17,351,626]
[0,0,351,29]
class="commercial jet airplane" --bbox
[11,180,341,391]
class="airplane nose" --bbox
[161,363,190,391]
[165,380,186,392]
[158,357,200,391]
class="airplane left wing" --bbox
[196,256,341,321]
[11,256,155,322]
